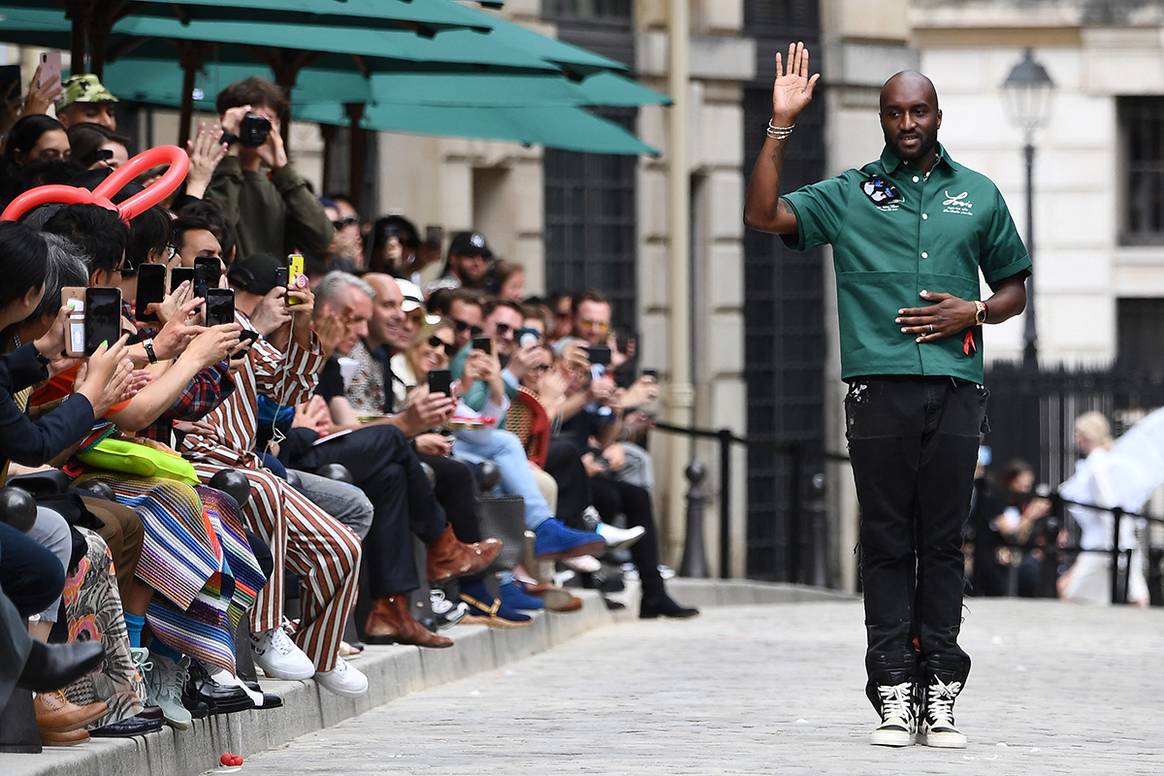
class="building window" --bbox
[1120,96,1164,245]
[1117,297,1164,373]
[542,0,631,24]
[543,108,638,327]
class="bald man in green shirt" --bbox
[745,43,1031,750]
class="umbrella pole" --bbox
[65,0,88,73]
[344,103,367,210]
[176,43,207,150]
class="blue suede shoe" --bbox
[533,518,605,560]
[459,580,532,628]
[499,580,545,612]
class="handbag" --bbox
[75,436,200,485]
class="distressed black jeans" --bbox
[845,376,985,706]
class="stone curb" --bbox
[2,580,841,776]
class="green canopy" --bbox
[100,59,670,109]
[0,0,493,33]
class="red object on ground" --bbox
[220,752,244,766]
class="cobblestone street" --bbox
[237,599,1164,775]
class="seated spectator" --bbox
[204,76,332,260]
[55,75,118,130]
[572,289,634,370]
[546,290,574,344]
[429,287,484,352]
[320,193,364,273]
[490,259,525,302]
[2,115,69,171]
[521,299,553,338]
[427,231,492,294]
[66,122,129,170]
[366,214,419,278]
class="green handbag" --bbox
[75,436,200,485]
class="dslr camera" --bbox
[239,112,272,147]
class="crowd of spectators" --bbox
[0,68,696,748]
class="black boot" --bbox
[639,590,699,619]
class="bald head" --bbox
[881,71,939,112]
[878,70,942,166]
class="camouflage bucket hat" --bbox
[57,74,119,111]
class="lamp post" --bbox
[1001,48,1055,368]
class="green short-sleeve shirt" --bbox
[781,144,1031,383]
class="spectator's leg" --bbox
[290,470,374,541]
[609,480,664,595]
[455,430,553,530]
[544,439,591,528]
[83,497,145,603]
[24,508,72,633]
[420,454,482,543]
[0,521,65,620]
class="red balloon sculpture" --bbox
[0,145,190,223]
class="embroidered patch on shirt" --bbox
[861,175,902,207]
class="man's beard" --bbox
[887,129,937,161]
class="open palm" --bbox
[772,41,821,124]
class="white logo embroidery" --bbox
[942,190,973,216]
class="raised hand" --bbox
[75,336,135,417]
[771,41,821,126]
[185,122,229,199]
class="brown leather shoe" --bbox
[41,727,90,746]
[35,690,108,733]
[425,525,502,584]
[526,583,583,613]
[364,595,453,649]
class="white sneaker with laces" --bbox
[251,626,316,680]
[430,589,468,628]
[870,681,916,747]
[314,657,368,697]
[918,676,967,749]
[596,522,646,550]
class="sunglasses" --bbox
[332,216,359,230]
[494,322,514,338]
[453,318,483,337]
[428,336,456,356]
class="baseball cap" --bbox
[57,74,119,112]
[227,253,283,295]
[396,278,442,324]
[448,230,491,259]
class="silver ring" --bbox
[928,324,934,334]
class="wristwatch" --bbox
[218,130,240,147]
[973,300,988,326]
[143,337,159,364]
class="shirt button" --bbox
[921,251,929,259]
[912,175,920,183]
[922,213,929,220]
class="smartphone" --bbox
[84,287,122,357]
[427,369,452,397]
[286,253,305,305]
[38,52,61,91]
[0,65,21,107]
[171,266,195,291]
[471,336,492,355]
[585,345,611,367]
[515,327,541,349]
[135,264,166,323]
[61,287,86,358]
[194,256,221,299]
[205,288,235,327]
[233,329,259,357]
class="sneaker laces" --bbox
[926,677,961,727]
[430,590,454,615]
[877,682,914,723]
[158,657,189,704]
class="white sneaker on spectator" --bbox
[315,657,368,697]
[596,522,646,550]
[430,589,468,628]
[209,666,264,707]
[562,555,601,573]
[251,627,315,681]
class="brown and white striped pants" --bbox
[191,459,361,673]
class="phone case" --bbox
[61,288,86,358]
[287,254,305,305]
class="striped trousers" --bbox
[191,460,361,672]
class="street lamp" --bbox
[1001,48,1055,367]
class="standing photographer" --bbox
[205,77,333,261]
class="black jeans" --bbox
[845,376,985,704]
[0,521,65,619]
[590,478,664,596]
[292,425,447,597]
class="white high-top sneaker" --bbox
[250,626,315,681]
[315,657,368,698]
[596,522,646,550]
[870,681,916,747]
[918,676,967,749]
